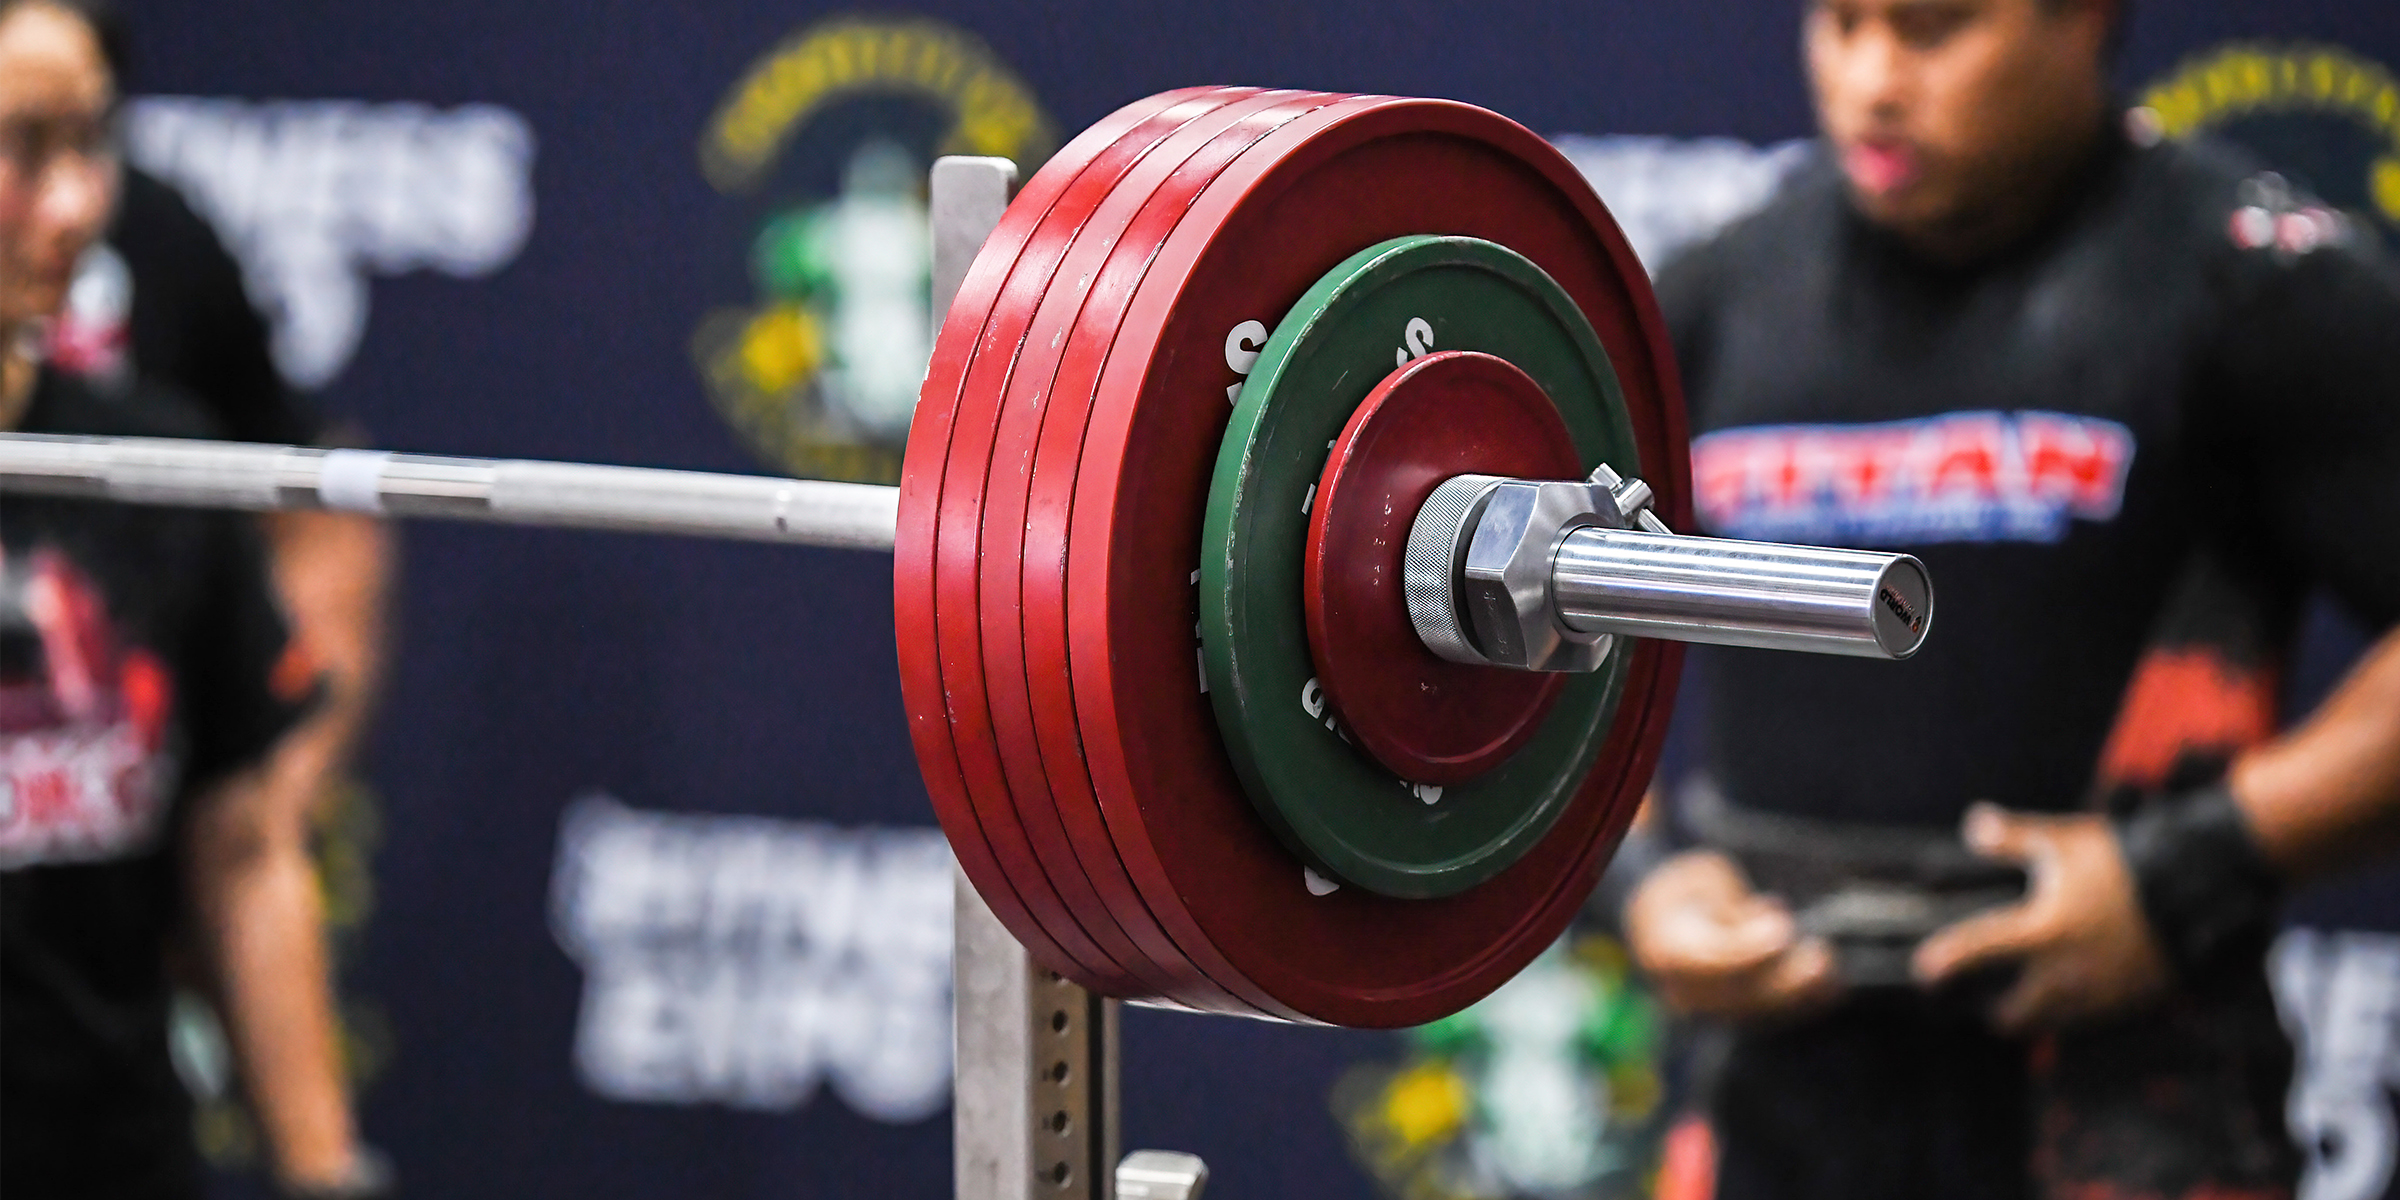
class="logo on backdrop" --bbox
[1334,935,1666,1200]
[690,16,1055,485]
[118,98,537,389]
[2273,929,2400,1200]
[549,795,955,1122]
[1550,135,1808,272]
[2137,44,2400,241]
[1690,411,2135,546]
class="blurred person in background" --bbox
[46,7,392,800]
[0,1,388,1196]
[1623,0,2400,1197]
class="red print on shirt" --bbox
[0,549,175,868]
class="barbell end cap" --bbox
[1869,554,1935,660]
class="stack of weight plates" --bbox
[896,87,1689,1027]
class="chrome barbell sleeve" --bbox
[1550,527,1931,659]
[1405,467,1933,667]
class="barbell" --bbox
[0,86,1931,1027]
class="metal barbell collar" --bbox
[0,433,1929,661]
[1405,462,1933,664]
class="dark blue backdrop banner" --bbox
[101,2,2400,1198]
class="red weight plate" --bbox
[1066,97,1688,1026]
[950,91,1313,1012]
[988,90,1350,1018]
[1020,94,1395,1020]
[898,86,1242,993]
[931,90,1288,997]
[1305,350,1580,785]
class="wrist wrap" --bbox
[2111,782,2283,986]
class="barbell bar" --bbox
[0,434,900,551]
[0,432,1925,662]
[0,87,1936,1026]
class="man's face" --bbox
[1807,0,2110,237]
[0,2,116,333]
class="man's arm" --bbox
[1910,633,2400,1030]
[2231,626,2400,873]
[1917,222,2400,1029]
[183,764,362,1191]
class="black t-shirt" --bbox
[0,370,311,1195]
[1658,127,2400,828]
[50,165,319,447]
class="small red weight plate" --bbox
[1067,97,1687,1026]
[991,90,1352,1018]
[1306,350,1580,785]
[899,86,1245,992]
[961,91,1322,1012]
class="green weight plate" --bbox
[1200,235,1639,899]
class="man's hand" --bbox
[1913,803,2170,1031]
[1625,849,1839,1019]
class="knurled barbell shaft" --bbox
[0,433,900,552]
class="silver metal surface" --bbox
[1116,1151,1209,1200]
[1586,460,1673,535]
[1402,474,1505,666]
[954,868,1121,1200]
[1404,461,1932,666]
[1551,527,1931,658]
[932,157,1018,325]
[0,434,901,552]
[1456,477,1616,671]
[1411,463,1650,672]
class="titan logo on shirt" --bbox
[1691,411,2136,546]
